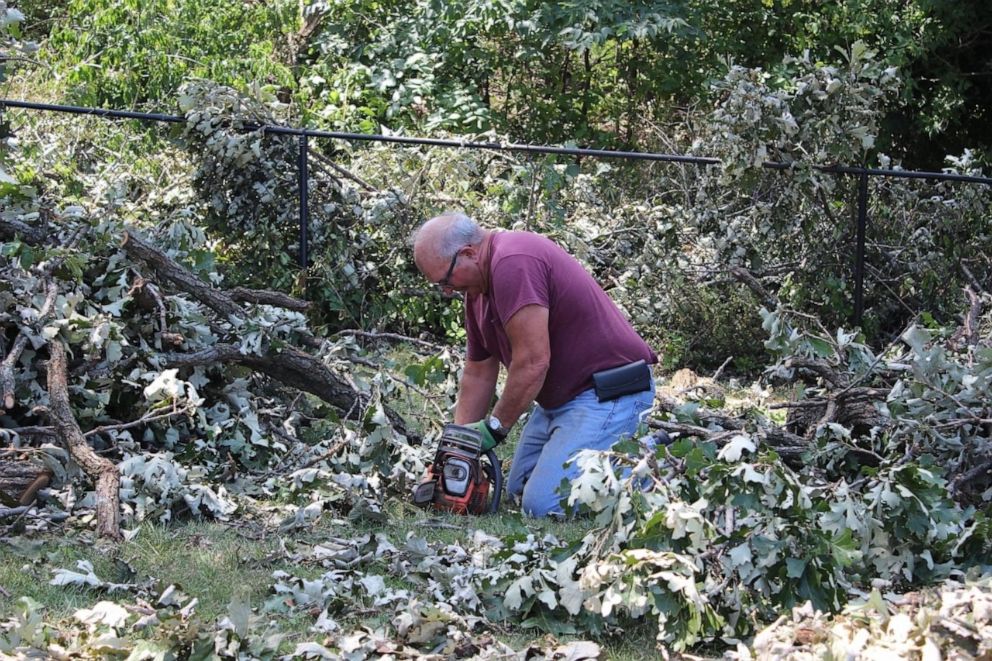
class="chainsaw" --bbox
[412,424,503,515]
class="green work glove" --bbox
[470,419,506,451]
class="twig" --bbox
[308,148,376,192]
[298,436,351,471]
[332,329,449,352]
[712,356,733,381]
[83,406,191,439]
[386,373,447,419]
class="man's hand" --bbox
[470,420,506,451]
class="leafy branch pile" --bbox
[3,4,992,657]
[745,574,992,659]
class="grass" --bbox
[0,500,641,653]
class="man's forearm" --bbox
[491,360,547,429]
[453,358,499,424]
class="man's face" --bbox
[419,244,481,297]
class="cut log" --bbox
[46,341,122,540]
[785,397,887,438]
[0,459,51,506]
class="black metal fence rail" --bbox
[3,98,992,324]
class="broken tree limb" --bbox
[782,357,847,388]
[729,265,780,310]
[308,147,376,192]
[228,287,311,311]
[124,229,419,442]
[0,459,51,506]
[121,231,243,320]
[949,285,982,350]
[46,341,121,540]
[652,396,812,463]
[163,344,419,442]
[0,216,47,245]
[0,505,31,520]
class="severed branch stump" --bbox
[46,341,121,540]
[0,459,51,508]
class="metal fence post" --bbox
[298,133,309,268]
[853,170,869,326]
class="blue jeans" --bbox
[506,381,655,517]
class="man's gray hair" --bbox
[412,211,484,258]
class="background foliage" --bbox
[2,0,991,657]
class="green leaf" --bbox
[785,557,807,578]
[806,336,833,358]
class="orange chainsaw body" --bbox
[413,424,501,515]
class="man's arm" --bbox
[491,304,550,429]
[453,355,500,424]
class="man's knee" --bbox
[520,481,565,517]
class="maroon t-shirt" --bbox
[465,231,656,409]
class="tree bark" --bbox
[228,287,311,311]
[46,341,121,540]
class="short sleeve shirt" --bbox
[465,231,656,409]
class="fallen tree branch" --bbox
[729,265,779,310]
[0,459,51,505]
[647,419,808,461]
[121,231,243,319]
[783,357,847,388]
[228,287,311,311]
[651,396,812,462]
[308,147,376,192]
[83,406,192,440]
[124,231,419,441]
[0,505,31,520]
[46,341,121,540]
[949,285,982,350]
[0,216,47,245]
[951,459,992,499]
[127,274,185,348]
[163,344,418,442]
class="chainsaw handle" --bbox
[484,449,502,514]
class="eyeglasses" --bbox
[435,248,463,290]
